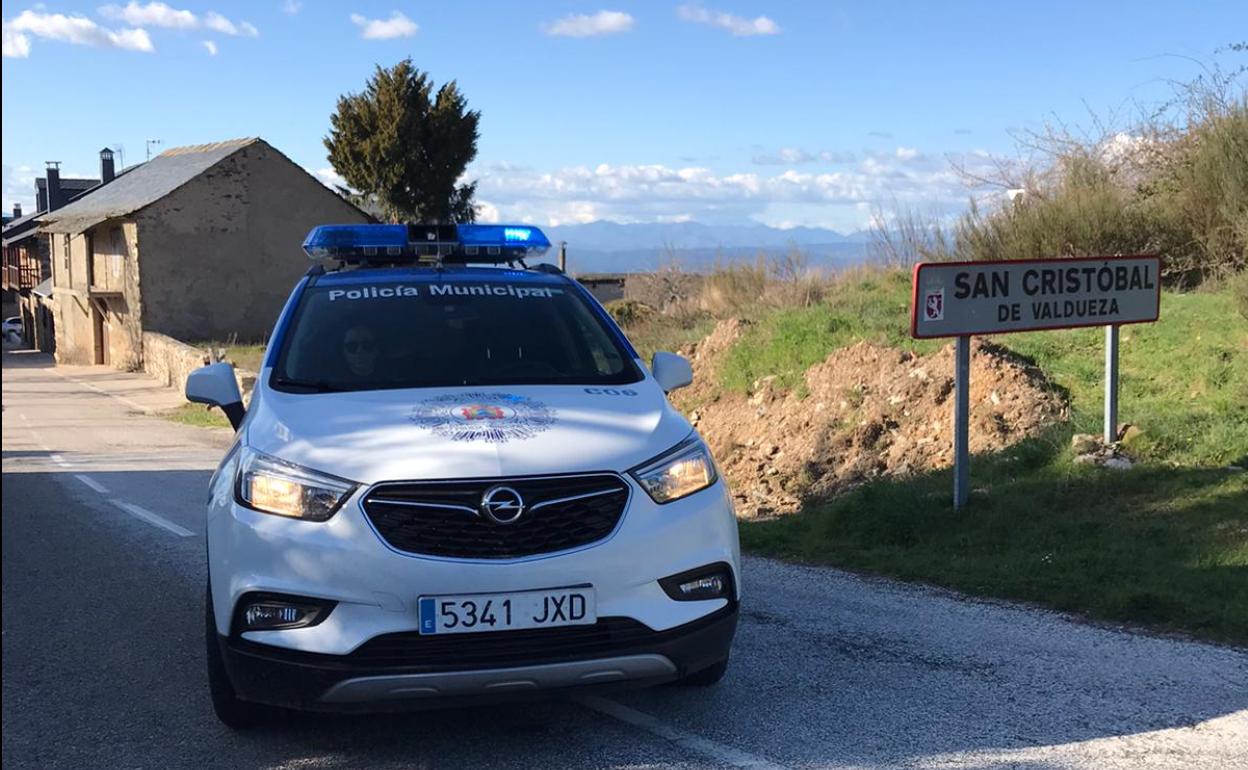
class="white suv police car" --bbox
[187,223,740,727]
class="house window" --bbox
[110,227,124,278]
[86,233,95,287]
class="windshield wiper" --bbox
[271,376,349,393]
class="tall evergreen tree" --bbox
[325,59,480,223]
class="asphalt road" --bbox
[3,349,1247,769]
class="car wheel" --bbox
[676,658,729,687]
[205,585,270,729]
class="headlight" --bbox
[235,446,357,521]
[630,437,718,504]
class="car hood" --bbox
[245,379,692,484]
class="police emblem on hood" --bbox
[410,392,556,443]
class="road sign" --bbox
[910,255,1162,510]
[911,255,1161,339]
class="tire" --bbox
[205,585,270,729]
[676,658,729,687]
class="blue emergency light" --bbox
[302,223,552,264]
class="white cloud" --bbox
[202,39,216,55]
[313,167,347,189]
[753,147,856,165]
[203,11,258,37]
[474,201,500,223]
[281,0,302,15]
[2,163,38,214]
[676,4,779,36]
[473,151,999,229]
[542,10,634,37]
[350,11,418,40]
[3,23,31,57]
[5,9,153,53]
[895,146,920,160]
[98,2,197,29]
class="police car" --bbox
[186,223,740,727]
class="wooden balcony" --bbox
[2,251,45,292]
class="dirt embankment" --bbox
[675,320,1068,518]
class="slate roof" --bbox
[38,138,260,234]
[2,210,45,245]
[36,178,99,193]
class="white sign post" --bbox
[911,255,1161,509]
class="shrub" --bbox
[1230,269,1248,320]
[944,72,1246,286]
[604,299,656,327]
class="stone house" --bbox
[38,138,370,367]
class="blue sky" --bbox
[2,1,1243,231]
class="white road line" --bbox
[74,474,110,494]
[50,370,150,414]
[577,696,793,770]
[108,499,195,538]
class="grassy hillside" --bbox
[624,270,1247,644]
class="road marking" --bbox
[108,499,195,538]
[74,474,109,494]
[577,696,792,770]
[50,370,151,414]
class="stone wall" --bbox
[142,331,258,404]
[143,331,210,394]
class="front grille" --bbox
[362,474,629,559]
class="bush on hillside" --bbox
[1231,269,1248,320]
[949,75,1246,285]
[604,298,656,327]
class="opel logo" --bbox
[480,485,525,525]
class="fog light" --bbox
[233,593,335,633]
[677,576,725,598]
[659,563,734,602]
[245,603,307,628]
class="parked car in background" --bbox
[3,316,22,344]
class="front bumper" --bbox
[208,473,742,655]
[219,604,738,711]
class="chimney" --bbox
[12,203,21,218]
[45,162,64,211]
[100,147,116,184]
[36,183,47,213]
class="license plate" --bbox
[418,587,596,635]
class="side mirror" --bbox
[651,351,693,393]
[186,362,245,431]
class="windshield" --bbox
[271,277,642,392]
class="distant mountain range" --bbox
[541,221,873,274]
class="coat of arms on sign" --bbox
[924,289,944,321]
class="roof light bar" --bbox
[302,223,552,264]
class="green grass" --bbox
[188,341,267,373]
[718,271,943,393]
[160,403,232,429]
[741,439,1248,643]
[734,280,1248,644]
[220,344,266,373]
[1000,291,1248,467]
[621,314,718,366]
